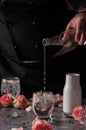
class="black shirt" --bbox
[1,0,70,61]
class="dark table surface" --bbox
[0,106,86,130]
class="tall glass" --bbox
[32,91,54,122]
[1,77,20,99]
[1,77,21,116]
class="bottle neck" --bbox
[65,73,80,86]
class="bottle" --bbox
[42,29,78,47]
[63,73,82,115]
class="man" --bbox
[0,0,70,96]
[0,0,86,98]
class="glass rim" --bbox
[1,77,20,80]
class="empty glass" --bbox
[1,77,20,99]
[32,91,54,122]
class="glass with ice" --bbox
[1,77,20,99]
[32,91,54,121]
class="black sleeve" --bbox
[68,0,86,10]
[0,11,26,77]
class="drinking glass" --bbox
[32,91,54,122]
[1,77,20,99]
[1,77,21,116]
